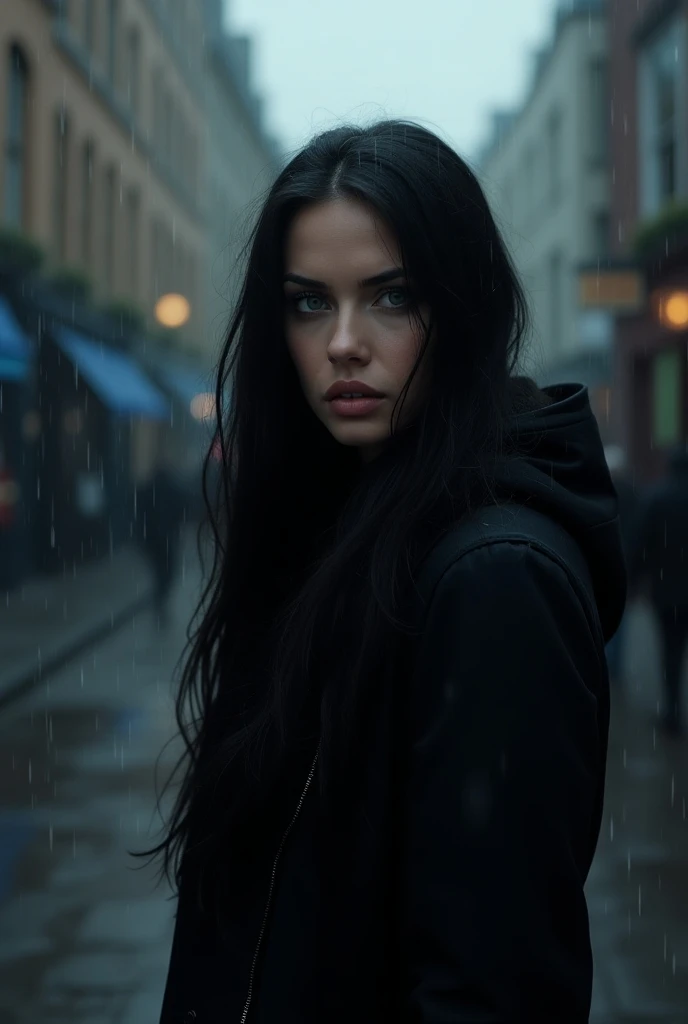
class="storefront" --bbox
[0,294,33,589]
[575,261,687,482]
[615,265,688,481]
[141,348,216,518]
[34,324,170,573]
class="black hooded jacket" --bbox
[159,383,626,1024]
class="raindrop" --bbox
[622,748,627,769]
[627,849,631,878]
[673,954,677,976]
[609,816,614,841]
[638,885,642,917]
[28,758,32,783]
[49,825,53,853]
[664,934,668,962]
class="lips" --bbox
[325,380,385,401]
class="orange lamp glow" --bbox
[658,290,688,330]
[155,293,191,328]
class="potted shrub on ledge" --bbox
[634,201,688,270]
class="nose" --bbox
[326,308,371,364]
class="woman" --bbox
[139,121,626,1022]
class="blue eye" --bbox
[291,292,328,313]
[379,287,409,308]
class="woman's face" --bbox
[283,198,431,461]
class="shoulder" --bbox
[415,507,591,626]
[429,536,577,619]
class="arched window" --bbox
[52,105,70,261]
[125,26,141,116]
[107,0,119,88]
[80,139,95,264]
[4,44,29,228]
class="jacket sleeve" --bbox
[400,540,606,1023]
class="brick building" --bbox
[0,0,276,358]
[0,0,278,586]
[590,0,688,479]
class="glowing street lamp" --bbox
[656,290,688,331]
[155,293,191,328]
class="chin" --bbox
[329,424,389,449]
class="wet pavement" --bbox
[0,557,686,1020]
[0,545,198,1023]
[587,599,688,1022]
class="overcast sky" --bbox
[224,0,558,163]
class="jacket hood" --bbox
[495,382,627,641]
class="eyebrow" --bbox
[283,267,406,289]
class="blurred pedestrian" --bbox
[604,445,639,689]
[628,444,688,737]
[136,121,626,1023]
[136,462,188,630]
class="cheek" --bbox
[287,333,318,393]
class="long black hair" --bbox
[132,119,536,910]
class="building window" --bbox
[652,348,681,447]
[104,164,116,293]
[152,68,161,148]
[549,250,563,351]
[4,45,29,228]
[590,210,609,259]
[639,17,686,215]
[126,189,139,297]
[151,217,161,297]
[80,140,94,265]
[188,132,197,193]
[53,107,70,261]
[125,26,140,116]
[163,91,172,162]
[84,0,96,55]
[107,0,119,87]
[588,59,608,166]
[523,144,537,223]
[547,109,562,205]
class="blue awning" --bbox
[0,296,30,380]
[54,326,170,419]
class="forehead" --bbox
[284,199,400,273]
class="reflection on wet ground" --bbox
[0,591,186,1023]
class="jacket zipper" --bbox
[239,745,320,1024]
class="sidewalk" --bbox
[0,542,156,709]
[587,598,688,1022]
